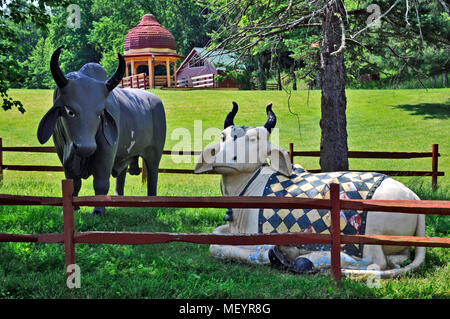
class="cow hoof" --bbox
[223,208,233,221]
[293,257,314,273]
[91,207,106,215]
[268,248,283,268]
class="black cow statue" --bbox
[37,46,166,214]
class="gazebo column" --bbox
[173,62,177,87]
[125,62,129,77]
[130,60,135,76]
[148,57,154,88]
[166,59,171,87]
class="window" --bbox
[189,54,204,68]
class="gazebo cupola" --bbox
[123,14,183,88]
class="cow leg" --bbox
[363,244,387,270]
[72,177,82,210]
[92,172,110,215]
[114,169,127,196]
[143,148,162,196]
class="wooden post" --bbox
[173,62,177,87]
[62,179,75,284]
[289,142,294,165]
[148,57,154,88]
[130,60,135,76]
[330,183,341,285]
[0,137,3,182]
[432,144,439,191]
[166,59,171,87]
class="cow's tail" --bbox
[342,213,426,279]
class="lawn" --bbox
[0,88,449,298]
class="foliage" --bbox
[342,0,450,87]
[25,37,56,89]
[0,0,68,112]
[203,0,449,89]
[215,67,253,89]
[18,0,216,85]
[4,0,449,94]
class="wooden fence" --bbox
[120,73,175,89]
[0,138,444,189]
[288,143,443,190]
[0,179,449,287]
[120,73,148,89]
[177,74,216,88]
[191,74,215,88]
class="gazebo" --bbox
[121,14,183,88]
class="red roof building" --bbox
[122,14,183,88]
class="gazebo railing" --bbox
[120,73,175,89]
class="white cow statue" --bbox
[195,102,426,278]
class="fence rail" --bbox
[0,179,449,287]
[0,138,444,189]
[120,73,148,89]
[191,73,215,88]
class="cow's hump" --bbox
[78,63,108,81]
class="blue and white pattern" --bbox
[259,165,388,257]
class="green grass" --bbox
[0,88,449,298]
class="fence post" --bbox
[0,137,3,182]
[289,142,294,165]
[330,183,342,285]
[432,144,439,191]
[62,179,75,284]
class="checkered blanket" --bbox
[259,165,388,257]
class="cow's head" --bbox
[195,102,292,177]
[37,46,125,157]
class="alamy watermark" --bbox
[66,264,81,289]
[67,4,81,29]
[366,264,382,288]
[366,4,382,29]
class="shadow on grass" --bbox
[394,100,450,120]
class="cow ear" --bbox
[269,144,293,177]
[101,109,118,146]
[37,106,62,144]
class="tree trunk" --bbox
[443,71,448,87]
[277,64,282,90]
[319,1,349,172]
[316,71,321,89]
[432,74,439,88]
[292,64,297,91]
[258,54,266,90]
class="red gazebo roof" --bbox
[124,14,177,52]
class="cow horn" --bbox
[105,53,126,92]
[264,103,276,133]
[224,101,239,129]
[50,46,68,89]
